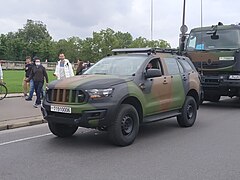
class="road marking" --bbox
[0,133,52,146]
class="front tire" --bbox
[177,96,197,127]
[108,104,139,146]
[48,122,78,137]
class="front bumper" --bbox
[201,75,240,96]
[41,100,118,128]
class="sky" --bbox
[1,0,240,48]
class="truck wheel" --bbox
[48,122,78,137]
[177,96,197,127]
[108,104,139,146]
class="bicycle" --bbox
[0,82,8,100]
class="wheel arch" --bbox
[187,89,200,109]
[121,96,143,123]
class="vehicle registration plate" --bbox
[50,105,71,114]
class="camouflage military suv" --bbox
[41,48,201,146]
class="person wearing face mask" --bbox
[26,57,48,108]
[53,53,74,80]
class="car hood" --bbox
[48,75,134,90]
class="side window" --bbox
[146,59,160,69]
[164,58,180,75]
[180,60,194,72]
[187,35,196,49]
[177,61,184,74]
[146,58,163,73]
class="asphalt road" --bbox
[0,98,240,180]
[0,97,41,122]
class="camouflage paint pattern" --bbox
[42,51,201,128]
[186,51,236,72]
[186,24,240,73]
[185,24,240,98]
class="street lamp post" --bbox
[150,0,153,40]
[179,0,188,53]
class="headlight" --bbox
[86,88,113,99]
[229,75,240,80]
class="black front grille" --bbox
[47,89,86,104]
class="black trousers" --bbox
[34,81,44,105]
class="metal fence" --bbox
[1,61,78,70]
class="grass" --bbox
[3,70,56,93]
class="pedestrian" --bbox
[76,59,84,75]
[23,56,34,99]
[87,61,91,68]
[0,61,3,84]
[53,53,74,80]
[26,58,45,101]
[26,57,48,108]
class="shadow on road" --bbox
[43,118,192,150]
[201,97,240,109]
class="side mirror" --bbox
[145,69,162,78]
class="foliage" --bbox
[0,19,171,63]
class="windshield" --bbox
[84,55,147,76]
[186,29,240,51]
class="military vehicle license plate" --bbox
[51,105,71,114]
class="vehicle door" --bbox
[142,58,172,115]
[179,58,201,95]
[162,58,185,110]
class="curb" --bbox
[6,94,25,98]
[0,116,46,131]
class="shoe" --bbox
[25,97,32,101]
[33,104,40,108]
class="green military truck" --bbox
[41,48,201,146]
[183,23,240,102]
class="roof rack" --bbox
[112,48,178,55]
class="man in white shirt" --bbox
[54,53,74,80]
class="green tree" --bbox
[0,19,53,61]
[16,19,52,59]
[0,20,171,63]
[130,37,171,48]
[53,37,82,63]
[80,28,133,62]
[0,34,8,59]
